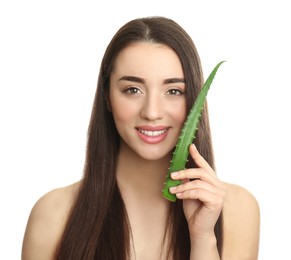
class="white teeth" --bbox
[139,129,167,137]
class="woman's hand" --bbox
[169,144,226,240]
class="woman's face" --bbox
[109,42,187,160]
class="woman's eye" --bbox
[167,89,184,96]
[123,87,142,95]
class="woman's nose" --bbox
[140,94,164,121]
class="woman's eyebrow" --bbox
[118,76,185,84]
[163,78,185,84]
[118,76,145,83]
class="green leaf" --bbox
[162,61,225,202]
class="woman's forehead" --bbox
[112,42,184,79]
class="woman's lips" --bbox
[136,126,169,144]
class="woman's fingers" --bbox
[169,144,226,208]
[170,179,225,197]
[170,178,225,203]
[189,144,214,173]
[171,168,224,190]
[176,189,224,212]
[169,143,226,202]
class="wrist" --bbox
[190,232,220,260]
[190,230,217,242]
[191,232,217,247]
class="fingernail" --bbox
[171,172,178,177]
[169,186,176,193]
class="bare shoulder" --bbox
[222,182,260,260]
[22,181,81,260]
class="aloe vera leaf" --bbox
[162,61,225,202]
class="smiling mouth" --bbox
[137,128,168,137]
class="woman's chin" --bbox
[136,147,172,162]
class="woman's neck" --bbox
[116,142,172,259]
[116,143,171,199]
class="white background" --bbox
[1,0,290,259]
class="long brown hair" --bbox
[56,16,222,259]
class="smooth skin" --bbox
[22,42,260,260]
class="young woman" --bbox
[22,16,260,260]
